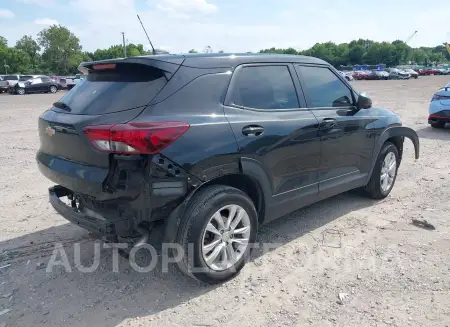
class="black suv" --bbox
[37,53,419,283]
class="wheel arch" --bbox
[365,126,419,184]
[163,157,271,243]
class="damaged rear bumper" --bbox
[49,186,120,236]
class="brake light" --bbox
[83,122,189,154]
[93,63,116,70]
[432,94,450,101]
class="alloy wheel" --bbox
[201,204,251,271]
[380,152,397,192]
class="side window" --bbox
[296,66,354,108]
[31,78,42,84]
[41,77,51,82]
[229,65,299,110]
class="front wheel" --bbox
[362,142,399,199]
[17,88,25,95]
[175,185,258,284]
[49,85,57,93]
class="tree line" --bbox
[1,25,449,76]
[260,39,449,68]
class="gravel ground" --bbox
[0,77,449,327]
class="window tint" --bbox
[41,77,51,82]
[4,75,18,81]
[19,76,33,81]
[296,66,353,108]
[229,66,299,109]
[57,63,167,115]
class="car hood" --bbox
[17,82,26,88]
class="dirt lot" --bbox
[0,76,449,327]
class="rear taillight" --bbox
[83,122,189,155]
[431,94,450,101]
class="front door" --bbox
[224,63,321,221]
[294,64,375,198]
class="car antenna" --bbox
[137,14,156,55]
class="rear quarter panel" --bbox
[132,69,240,181]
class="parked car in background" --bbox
[418,69,431,76]
[366,70,389,80]
[385,68,410,80]
[0,76,8,93]
[427,68,443,75]
[403,69,419,79]
[10,75,60,95]
[338,71,354,81]
[428,82,450,128]
[0,75,21,92]
[352,70,370,80]
[66,73,87,90]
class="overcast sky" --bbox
[1,0,449,53]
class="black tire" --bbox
[49,85,57,93]
[17,88,25,95]
[431,121,446,128]
[175,185,258,284]
[362,142,399,199]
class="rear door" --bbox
[295,64,375,198]
[224,63,321,221]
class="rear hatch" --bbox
[2,75,18,87]
[37,56,184,194]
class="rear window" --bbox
[56,63,167,115]
[19,76,33,81]
[4,75,18,81]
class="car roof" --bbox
[183,53,328,68]
[85,53,329,70]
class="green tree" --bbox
[0,48,32,73]
[15,35,40,70]
[38,25,82,75]
[0,36,7,48]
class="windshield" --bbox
[4,75,18,81]
[56,63,167,115]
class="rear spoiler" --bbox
[78,55,186,79]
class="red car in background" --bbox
[418,68,443,76]
[352,70,370,80]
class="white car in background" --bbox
[66,74,87,90]
[338,71,354,81]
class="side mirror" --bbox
[357,93,372,109]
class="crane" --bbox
[405,30,418,45]
[444,43,450,55]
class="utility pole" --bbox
[4,60,8,74]
[122,32,127,57]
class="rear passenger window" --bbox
[229,66,299,110]
[296,66,354,108]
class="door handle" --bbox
[242,125,264,136]
[320,118,337,130]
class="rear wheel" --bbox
[175,185,258,284]
[362,142,399,199]
[431,121,446,128]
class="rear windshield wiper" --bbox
[53,101,72,112]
